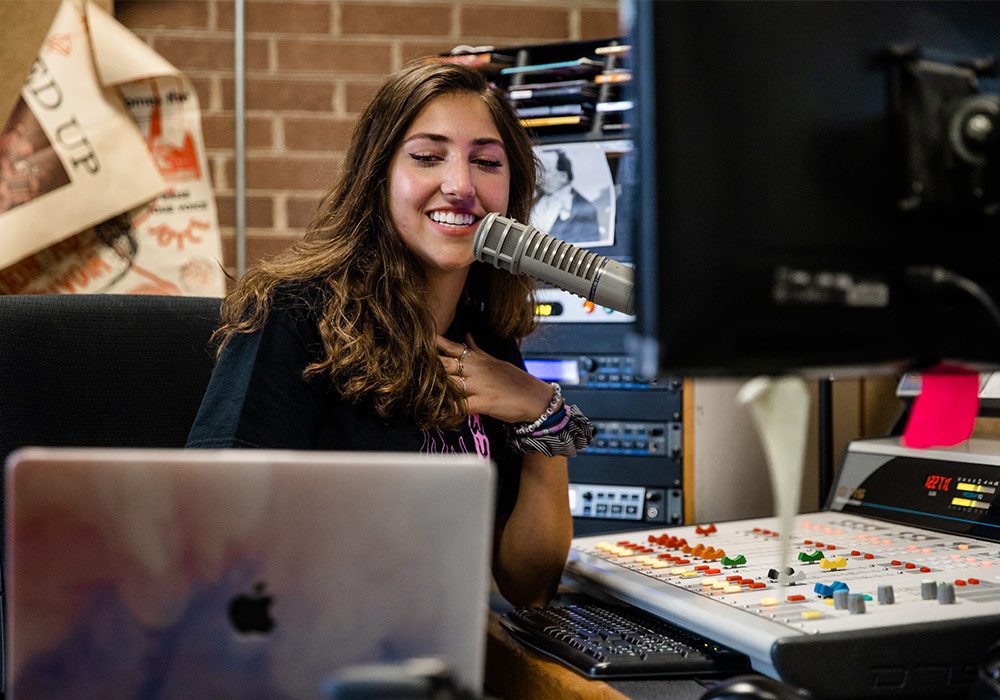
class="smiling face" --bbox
[388,92,510,281]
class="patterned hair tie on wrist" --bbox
[506,404,595,458]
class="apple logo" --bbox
[228,581,275,634]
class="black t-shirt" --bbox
[186,294,523,518]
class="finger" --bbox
[448,374,468,395]
[435,334,464,358]
[464,333,483,354]
[438,356,461,375]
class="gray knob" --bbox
[877,584,895,604]
[921,580,938,600]
[848,594,866,614]
[833,589,849,610]
[937,582,956,605]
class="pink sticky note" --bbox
[902,365,979,448]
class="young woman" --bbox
[187,61,593,607]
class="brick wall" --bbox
[114,0,622,276]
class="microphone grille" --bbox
[475,213,529,272]
[482,217,520,259]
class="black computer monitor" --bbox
[626,0,1000,378]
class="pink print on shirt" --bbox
[420,414,490,461]
[468,414,490,460]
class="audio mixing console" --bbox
[563,438,1000,698]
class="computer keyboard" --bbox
[500,602,751,680]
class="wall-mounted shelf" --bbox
[431,38,631,144]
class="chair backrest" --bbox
[0,293,221,527]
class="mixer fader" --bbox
[563,438,1000,698]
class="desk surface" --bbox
[484,606,716,700]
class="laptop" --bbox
[4,447,496,699]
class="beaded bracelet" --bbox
[513,382,563,436]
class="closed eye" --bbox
[474,158,503,172]
[410,153,441,165]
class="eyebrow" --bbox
[403,133,505,149]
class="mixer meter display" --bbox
[832,440,1000,540]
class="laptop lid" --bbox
[4,447,495,699]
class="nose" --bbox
[441,160,475,201]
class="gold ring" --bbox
[457,356,464,378]
[460,343,471,360]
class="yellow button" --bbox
[701,577,718,586]
[802,611,823,619]
[724,585,742,593]
[671,567,689,575]
[682,571,699,578]
[760,597,779,606]
[824,598,835,606]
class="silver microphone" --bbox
[473,213,635,316]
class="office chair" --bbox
[0,293,222,696]
[0,293,222,526]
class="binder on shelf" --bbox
[508,79,597,102]
[501,57,604,78]
[596,100,633,113]
[595,71,631,84]
[594,44,631,57]
[519,115,591,129]
[516,103,589,119]
[425,51,515,72]
[601,122,630,134]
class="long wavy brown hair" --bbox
[215,61,539,431]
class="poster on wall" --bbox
[0,0,225,296]
[530,141,617,248]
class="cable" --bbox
[907,265,1000,334]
